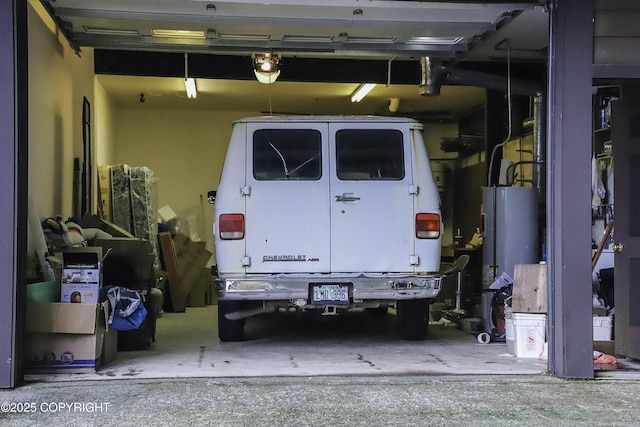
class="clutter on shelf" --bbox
[41,214,112,249]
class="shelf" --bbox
[593,126,612,156]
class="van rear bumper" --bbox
[215,274,442,301]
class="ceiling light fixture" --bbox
[84,27,139,36]
[408,36,464,45]
[351,83,376,103]
[184,78,197,99]
[184,52,197,99]
[152,29,206,39]
[252,53,281,84]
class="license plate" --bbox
[310,284,350,304]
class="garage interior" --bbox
[10,0,640,383]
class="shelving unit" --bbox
[591,87,618,249]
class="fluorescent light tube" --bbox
[184,78,197,98]
[351,83,376,103]
[153,29,205,39]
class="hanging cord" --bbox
[184,52,188,80]
[487,39,513,187]
[487,40,512,283]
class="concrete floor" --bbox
[24,305,640,382]
[13,305,640,426]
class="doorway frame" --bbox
[2,0,628,386]
[0,0,28,389]
[546,0,596,379]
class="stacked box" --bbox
[61,248,102,304]
[24,302,117,374]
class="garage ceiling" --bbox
[39,0,549,116]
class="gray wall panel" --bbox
[0,0,28,389]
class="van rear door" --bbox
[244,122,331,273]
[329,124,415,273]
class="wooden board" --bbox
[512,263,547,314]
[158,232,185,312]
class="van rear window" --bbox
[253,129,322,180]
[336,130,404,180]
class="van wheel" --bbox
[217,300,246,342]
[397,299,430,340]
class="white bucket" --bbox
[513,313,547,358]
[593,316,613,341]
[505,308,515,355]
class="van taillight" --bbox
[219,214,244,240]
[416,213,440,239]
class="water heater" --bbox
[482,186,538,289]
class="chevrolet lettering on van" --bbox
[263,255,306,262]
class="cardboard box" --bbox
[61,249,102,304]
[185,268,213,307]
[93,237,155,290]
[24,302,116,374]
[102,328,118,365]
[158,205,177,223]
[173,233,213,300]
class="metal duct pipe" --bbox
[443,67,542,96]
[419,57,446,96]
[418,59,542,98]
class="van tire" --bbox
[217,300,246,342]
[396,299,430,340]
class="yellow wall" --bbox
[94,79,117,166]
[27,1,95,251]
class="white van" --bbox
[210,116,442,341]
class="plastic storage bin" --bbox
[26,281,60,302]
[593,315,613,341]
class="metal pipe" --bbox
[419,56,446,96]
[533,92,546,199]
[444,67,541,96]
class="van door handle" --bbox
[335,193,360,202]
